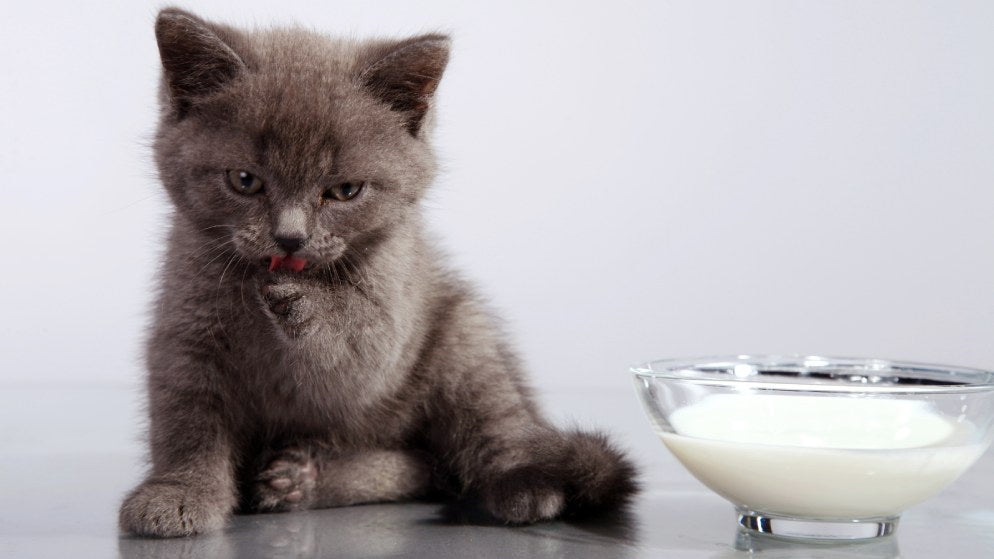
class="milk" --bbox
[658,394,987,519]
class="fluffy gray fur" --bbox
[119,7,637,537]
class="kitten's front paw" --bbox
[260,280,319,339]
[119,480,230,537]
[251,447,318,512]
[482,468,565,524]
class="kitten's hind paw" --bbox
[481,467,565,524]
[251,448,318,512]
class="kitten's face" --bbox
[160,77,427,274]
[152,12,448,274]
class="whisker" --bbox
[342,255,362,287]
[196,244,236,277]
[214,252,239,330]
[218,253,238,291]
[337,256,353,286]
[198,224,238,233]
[190,234,231,251]
[238,257,253,316]
[188,238,235,261]
[342,253,371,289]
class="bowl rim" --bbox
[630,354,994,394]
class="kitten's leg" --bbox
[422,297,638,524]
[119,357,238,537]
[250,448,431,512]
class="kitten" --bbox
[119,7,637,537]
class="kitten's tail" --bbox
[556,429,639,516]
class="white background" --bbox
[1,0,992,396]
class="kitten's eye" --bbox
[322,181,365,202]
[226,170,264,195]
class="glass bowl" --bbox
[631,355,994,541]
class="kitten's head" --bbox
[152,8,449,272]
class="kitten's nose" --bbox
[275,236,305,254]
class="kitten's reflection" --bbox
[118,531,232,559]
[118,503,640,559]
[118,507,409,559]
[427,501,641,558]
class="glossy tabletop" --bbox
[2,383,992,558]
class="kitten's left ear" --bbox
[358,35,451,136]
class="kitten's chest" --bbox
[234,351,419,447]
[227,301,416,442]
[234,329,381,409]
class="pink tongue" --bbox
[284,256,307,272]
[268,255,308,273]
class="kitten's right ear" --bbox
[155,8,245,113]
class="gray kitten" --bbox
[119,7,637,537]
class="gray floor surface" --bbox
[2,383,992,558]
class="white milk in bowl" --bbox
[658,394,987,519]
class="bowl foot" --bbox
[736,508,899,541]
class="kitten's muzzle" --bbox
[270,236,309,272]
